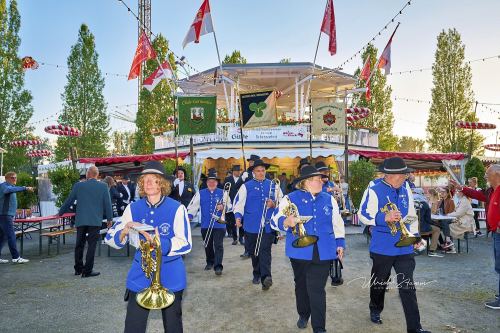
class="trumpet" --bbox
[380,196,421,247]
[255,179,280,257]
[203,182,231,248]
[281,196,318,248]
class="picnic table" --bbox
[14,213,75,256]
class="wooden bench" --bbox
[41,229,75,255]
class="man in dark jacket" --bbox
[59,166,113,277]
[117,175,136,215]
[224,165,244,245]
[170,167,195,208]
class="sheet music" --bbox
[129,225,155,248]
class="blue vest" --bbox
[241,179,276,234]
[283,190,344,260]
[322,180,335,196]
[199,188,225,229]
[125,197,187,293]
[362,181,414,256]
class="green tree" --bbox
[0,0,34,172]
[426,28,483,154]
[465,157,486,189]
[134,34,176,154]
[111,131,135,155]
[222,50,247,64]
[48,166,80,208]
[279,58,291,63]
[349,160,376,209]
[397,136,426,152]
[55,24,109,161]
[353,44,397,151]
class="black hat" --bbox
[293,165,328,188]
[378,157,414,174]
[122,175,130,180]
[248,159,270,172]
[141,161,167,179]
[314,161,329,171]
[174,167,187,176]
[299,158,310,166]
[247,154,260,161]
[207,170,218,180]
[232,165,241,171]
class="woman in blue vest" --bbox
[106,161,192,333]
[272,165,345,333]
[187,170,231,275]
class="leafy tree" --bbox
[465,157,486,189]
[279,58,291,63]
[0,0,34,172]
[397,136,426,152]
[48,166,80,207]
[134,34,176,154]
[111,131,135,155]
[353,44,397,151]
[222,50,247,64]
[55,24,109,161]
[349,160,376,209]
[426,28,483,154]
[15,171,37,209]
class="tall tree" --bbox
[55,24,109,160]
[134,34,176,154]
[279,58,291,63]
[111,131,135,156]
[397,136,426,152]
[353,44,397,151]
[0,0,34,172]
[222,50,247,64]
[426,28,482,154]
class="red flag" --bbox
[377,24,400,75]
[128,32,157,80]
[142,61,173,92]
[360,56,371,100]
[182,0,214,48]
[320,0,337,56]
[365,80,371,101]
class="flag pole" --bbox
[236,80,247,171]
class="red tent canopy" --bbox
[79,152,189,166]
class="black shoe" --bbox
[240,251,250,259]
[314,330,327,333]
[204,264,213,271]
[232,240,238,245]
[408,329,431,333]
[297,317,308,329]
[370,311,382,324]
[215,268,222,276]
[81,271,100,278]
[331,277,344,286]
[262,276,273,290]
[252,277,260,285]
[74,271,82,276]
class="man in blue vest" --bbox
[187,171,230,275]
[234,159,283,290]
[58,166,113,277]
[359,157,431,333]
[0,172,34,264]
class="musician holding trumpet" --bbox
[187,170,231,275]
[233,159,282,290]
[358,157,430,333]
[271,165,345,333]
[105,161,192,333]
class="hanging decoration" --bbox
[21,56,39,70]
[44,124,82,137]
[455,121,496,130]
[26,149,52,158]
[484,144,500,152]
[10,139,41,147]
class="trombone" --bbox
[255,179,280,256]
[203,182,232,248]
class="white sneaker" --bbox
[447,246,457,254]
[428,251,444,258]
[0,259,9,264]
[12,257,29,264]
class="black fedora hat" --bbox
[247,154,260,161]
[207,170,218,180]
[314,161,329,171]
[293,165,328,188]
[378,157,414,174]
[232,165,241,171]
[248,159,270,172]
[141,161,167,179]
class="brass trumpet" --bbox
[136,232,175,310]
[380,196,421,247]
[281,196,318,248]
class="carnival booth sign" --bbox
[311,99,345,136]
[177,95,217,136]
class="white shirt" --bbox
[178,180,185,196]
[233,176,240,183]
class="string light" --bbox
[393,97,500,115]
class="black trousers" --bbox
[74,225,99,274]
[471,203,480,231]
[200,228,224,270]
[225,212,244,241]
[369,252,422,331]
[290,257,331,332]
[124,290,183,333]
[245,232,274,282]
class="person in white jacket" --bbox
[448,190,475,243]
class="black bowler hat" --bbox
[141,161,167,179]
[293,165,328,188]
[232,165,241,171]
[207,170,218,180]
[248,159,270,172]
[378,157,414,174]
[299,158,310,166]
[314,161,329,171]
[247,154,260,161]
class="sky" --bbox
[17,0,500,156]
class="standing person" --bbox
[0,172,34,264]
[117,175,136,216]
[272,165,345,333]
[187,171,229,275]
[105,161,192,332]
[467,177,483,236]
[241,154,260,182]
[278,173,288,195]
[359,157,431,333]
[223,165,244,246]
[58,166,113,277]
[170,167,195,208]
[103,176,121,217]
[407,174,417,189]
[233,159,282,290]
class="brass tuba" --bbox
[380,196,421,247]
[281,196,318,248]
[136,232,175,310]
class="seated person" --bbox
[447,189,475,247]
[413,188,443,257]
[437,187,455,250]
